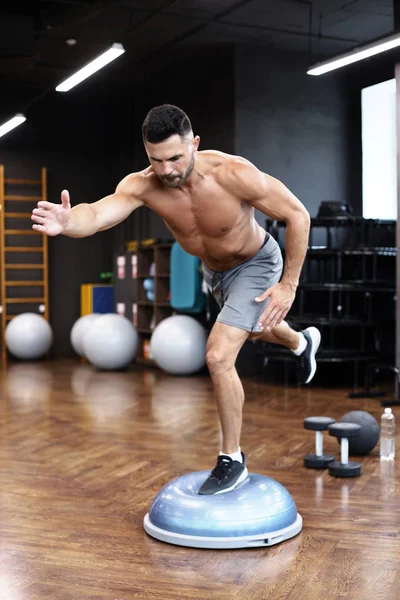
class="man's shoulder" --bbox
[200,150,253,175]
[199,149,250,165]
[201,151,257,188]
[118,168,159,197]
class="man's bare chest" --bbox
[145,186,250,237]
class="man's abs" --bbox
[169,223,266,271]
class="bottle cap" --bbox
[384,408,392,414]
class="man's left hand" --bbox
[255,282,296,330]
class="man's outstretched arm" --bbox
[31,175,144,238]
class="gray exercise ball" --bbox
[5,312,53,360]
[338,410,380,455]
[82,313,138,370]
[70,313,101,357]
[150,315,207,375]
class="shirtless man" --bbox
[31,104,321,495]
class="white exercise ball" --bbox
[70,313,101,357]
[82,313,138,370]
[5,312,53,360]
[150,315,207,375]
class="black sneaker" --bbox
[296,327,321,384]
[198,453,248,495]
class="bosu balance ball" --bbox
[5,312,53,360]
[150,315,207,375]
[144,471,302,549]
[338,410,380,455]
[82,313,138,370]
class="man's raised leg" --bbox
[250,321,321,384]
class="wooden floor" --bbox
[0,358,399,600]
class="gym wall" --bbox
[0,98,117,356]
[234,45,350,221]
[0,42,399,358]
[106,45,236,248]
[0,46,236,357]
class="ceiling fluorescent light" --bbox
[307,32,400,76]
[0,114,26,139]
[56,43,125,92]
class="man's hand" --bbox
[31,189,71,236]
[255,282,296,330]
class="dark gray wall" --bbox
[234,44,400,225]
[2,40,398,357]
[111,46,236,244]
[0,95,117,356]
[234,45,350,221]
[0,46,236,357]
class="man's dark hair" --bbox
[142,104,192,143]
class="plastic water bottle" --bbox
[380,408,395,460]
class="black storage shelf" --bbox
[308,248,396,255]
[289,316,379,327]
[296,282,395,292]
[264,217,396,386]
[260,346,378,360]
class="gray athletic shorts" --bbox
[202,232,284,333]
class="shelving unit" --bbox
[114,241,174,366]
[262,216,396,387]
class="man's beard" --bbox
[162,154,195,188]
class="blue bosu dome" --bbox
[144,471,302,549]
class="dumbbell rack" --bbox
[262,216,396,388]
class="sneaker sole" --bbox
[213,467,249,495]
[304,327,321,384]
